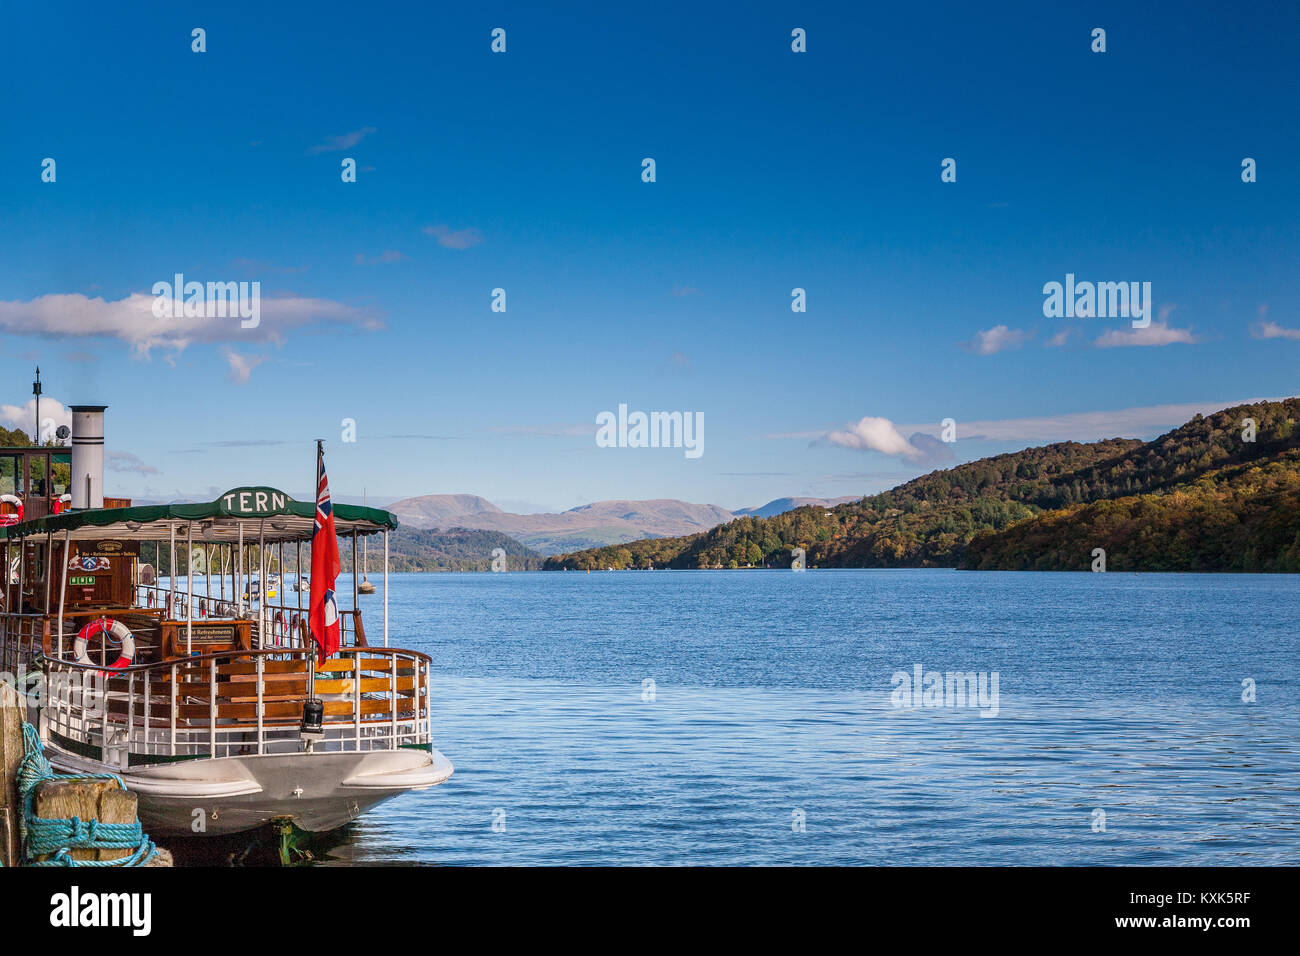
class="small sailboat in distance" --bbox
[359,489,377,594]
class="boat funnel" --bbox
[69,404,107,510]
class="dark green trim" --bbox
[51,729,209,766]
[49,730,103,762]
[1,488,397,539]
[128,750,208,767]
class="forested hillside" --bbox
[546,400,1300,572]
[381,527,545,571]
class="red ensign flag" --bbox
[309,443,342,662]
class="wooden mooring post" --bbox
[0,680,171,867]
[1,680,23,867]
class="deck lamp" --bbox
[300,698,325,742]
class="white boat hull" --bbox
[43,741,453,837]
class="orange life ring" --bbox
[0,494,22,527]
[74,618,135,671]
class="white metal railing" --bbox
[135,583,235,621]
[132,584,365,652]
[0,611,44,676]
[38,646,432,765]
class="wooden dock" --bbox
[0,680,170,867]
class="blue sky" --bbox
[1,1,1297,512]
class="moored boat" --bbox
[0,408,452,841]
[243,572,281,603]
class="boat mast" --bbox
[186,521,193,655]
[32,367,40,444]
[169,522,176,621]
[383,528,389,647]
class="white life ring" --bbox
[0,494,22,527]
[74,618,135,671]
[52,493,72,515]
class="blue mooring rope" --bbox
[14,723,159,867]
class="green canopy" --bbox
[0,486,397,543]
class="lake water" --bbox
[312,570,1298,865]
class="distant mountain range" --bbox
[732,496,862,518]
[387,494,860,555]
[544,399,1300,573]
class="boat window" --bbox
[0,454,17,495]
[28,453,47,498]
[51,453,71,496]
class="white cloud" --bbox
[353,250,407,265]
[1252,320,1300,341]
[1045,327,1073,347]
[962,325,1034,355]
[422,225,484,249]
[493,423,594,437]
[775,397,1290,452]
[1093,321,1201,348]
[897,397,1284,443]
[0,291,380,356]
[307,126,376,154]
[826,417,922,458]
[0,396,71,434]
[106,450,158,475]
[223,349,266,384]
